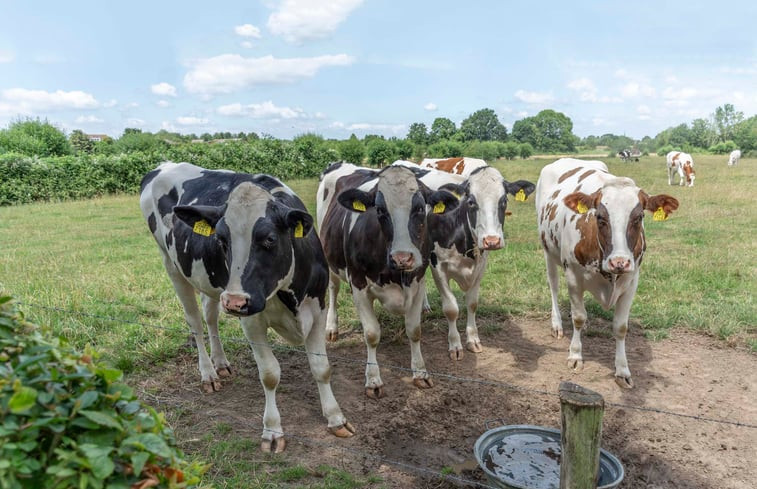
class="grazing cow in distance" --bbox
[728,149,741,166]
[535,158,679,388]
[317,162,459,398]
[393,160,536,359]
[618,149,632,162]
[140,162,354,452]
[419,157,488,176]
[666,151,696,186]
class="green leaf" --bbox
[124,433,171,458]
[130,452,150,478]
[77,390,99,409]
[96,367,122,383]
[78,410,123,431]
[80,444,115,480]
[9,386,37,413]
[108,383,133,400]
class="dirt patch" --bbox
[132,315,756,488]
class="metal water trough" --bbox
[474,425,624,489]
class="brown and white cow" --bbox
[317,162,459,398]
[666,151,695,186]
[535,158,679,388]
[419,157,488,176]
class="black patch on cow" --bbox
[321,161,345,177]
[323,187,329,201]
[157,187,178,218]
[430,251,438,267]
[165,230,173,249]
[140,169,161,192]
[276,290,298,315]
[427,196,477,260]
[147,212,157,234]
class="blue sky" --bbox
[1,0,755,140]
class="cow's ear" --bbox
[438,183,466,200]
[427,190,460,215]
[563,192,597,214]
[282,209,314,238]
[337,188,374,213]
[173,204,226,230]
[505,179,536,201]
[641,192,679,221]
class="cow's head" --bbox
[337,165,459,271]
[442,167,535,251]
[173,182,312,316]
[563,177,679,275]
[682,160,695,186]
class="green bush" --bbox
[0,296,209,488]
[0,119,71,157]
[366,138,396,167]
[518,142,534,159]
[339,135,365,164]
[707,140,737,154]
[501,142,519,160]
[427,139,463,158]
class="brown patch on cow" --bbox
[540,231,548,249]
[572,185,582,193]
[557,166,583,183]
[627,203,646,261]
[683,162,695,184]
[573,213,601,267]
[546,202,558,222]
[577,169,596,183]
[434,157,465,174]
[550,190,560,199]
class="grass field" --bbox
[0,154,755,486]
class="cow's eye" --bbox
[262,235,277,248]
[467,197,478,209]
[412,204,424,214]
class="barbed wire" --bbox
[14,299,757,430]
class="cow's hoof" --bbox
[261,437,286,453]
[449,349,464,361]
[365,386,385,399]
[615,376,634,389]
[202,380,222,393]
[413,377,434,389]
[326,330,339,342]
[422,304,432,314]
[216,366,233,378]
[552,329,564,339]
[567,359,584,372]
[466,341,483,353]
[328,422,356,438]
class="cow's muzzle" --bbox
[607,256,634,274]
[481,235,503,250]
[390,252,416,271]
[221,292,264,316]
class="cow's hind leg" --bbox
[325,272,340,341]
[241,316,285,453]
[303,304,355,438]
[162,256,220,392]
[544,252,564,338]
[201,293,231,378]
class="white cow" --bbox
[728,149,741,166]
[666,151,695,186]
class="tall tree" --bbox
[460,108,507,141]
[69,129,94,154]
[406,122,428,145]
[430,117,457,141]
[690,118,716,149]
[712,103,744,142]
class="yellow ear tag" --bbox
[352,200,366,212]
[294,221,304,238]
[193,219,215,236]
[433,201,446,214]
[451,191,462,200]
[576,202,589,214]
[515,189,527,202]
[653,206,668,221]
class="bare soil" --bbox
[133,314,756,489]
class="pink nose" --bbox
[482,236,503,250]
[391,252,415,269]
[221,293,248,312]
[608,257,632,273]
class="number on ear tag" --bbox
[352,200,366,212]
[294,221,304,238]
[653,206,668,221]
[515,189,527,202]
[193,219,215,236]
[433,201,446,214]
[576,202,589,214]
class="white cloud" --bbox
[151,82,177,97]
[567,78,622,103]
[156,100,171,108]
[567,78,595,92]
[235,23,262,38]
[184,53,354,95]
[592,117,606,126]
[267,0,363,43]
[0,88,99,116]
[160,121,178,132]
[516,110,528,118]
[424,102,437,111]
[620,81,656,98]
[662,86,700,107]
[176,116,209,125]
[126,118,145,126]
[240,41,254,49]
[514,89,554,104]
[637,104,651,115]
[0,50,14,63]
[74,115,104,123]
[124,102,139,109]
[217,101,305,119]
[103,99,118,108]
[614,68,629,79]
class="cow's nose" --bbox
[608,257,633,273]
[221,293,249,313]
[482,235,503,250]
[391,252,415,270]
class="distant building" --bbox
[86,134,110,142]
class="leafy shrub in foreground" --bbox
[0,296,209,488]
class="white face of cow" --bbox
[466,168,507,250]
[595,178,644,274]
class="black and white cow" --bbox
[140,162,354,452]
[316,163,458,398]
[393,161,536,359]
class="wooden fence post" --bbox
[559,382,605,489]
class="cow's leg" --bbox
[241,316,285,453]
[464,273,484,354]
[406,280,432,389]
[667,167,673,186]
[162,256,220,392]
[678,169,685,186]
[325,271,340,341]
[544,252,564,338]
[431,268,463,360]
[612,280,638,389]
[422,289,432,314]
[201,293,231,378]
[302,304,355,438]
[565,269,586,372]
[352,289,385,399]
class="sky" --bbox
[0,0,755,140]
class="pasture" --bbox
[0,154,755,488]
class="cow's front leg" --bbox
[612,283,638,389]
[352,289,385,399]
[303,305,355,438]
[565,270,586,372]
[464,273,484,353]
[201,294,231,378]
[325,272,340,341]
[432,268,463,360]
[544,252,564,338]
[406,281,433,389]
[241,317,285,453]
